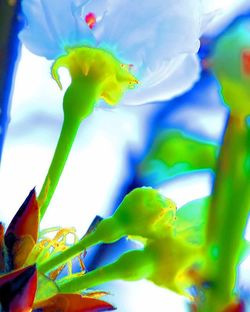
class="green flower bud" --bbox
[212,21,250,116]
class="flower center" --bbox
[52,46,138,106]
[85,12,96,29]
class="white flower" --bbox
[19,0,94,59]
[19,0,213,104]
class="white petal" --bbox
[92,0,202,75]
[121,54,201,105]
[19,0,95,59]
[19,0,205,103]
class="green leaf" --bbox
[139,130,218,185]
[35,273,59,303]
[175,197,210,245]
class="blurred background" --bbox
[0,0,250,311]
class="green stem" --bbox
[37,228,101,273]
[202,113,250,311]
[37,217,125,273]
[38,116,81,220]
[57,249,150,293]
[38,77,98,220]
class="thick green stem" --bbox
[57,249,151,293]
[38,77,98,220]
[202,114,250,311]
[37,46,136,221]
[38,116,81,220]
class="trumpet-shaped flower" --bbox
[18,0,217,221]
[19,0,214,105]
[19,0,216,219]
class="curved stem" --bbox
[37,229,100,273]
[38,77,98,221]
[57,249,150,293]
[38,116,81,220]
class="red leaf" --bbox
[0,265,37,312]
[33,293,115,312]
[0,223,5,272]
[4,189,39,268]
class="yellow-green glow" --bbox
[52,46,138,109]
[38,188,177,274]
[39,46,138,220]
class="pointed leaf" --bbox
[33,293,115,312]
[0,264,37,311]
[5,188,38,242]
[4,188,39,268]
